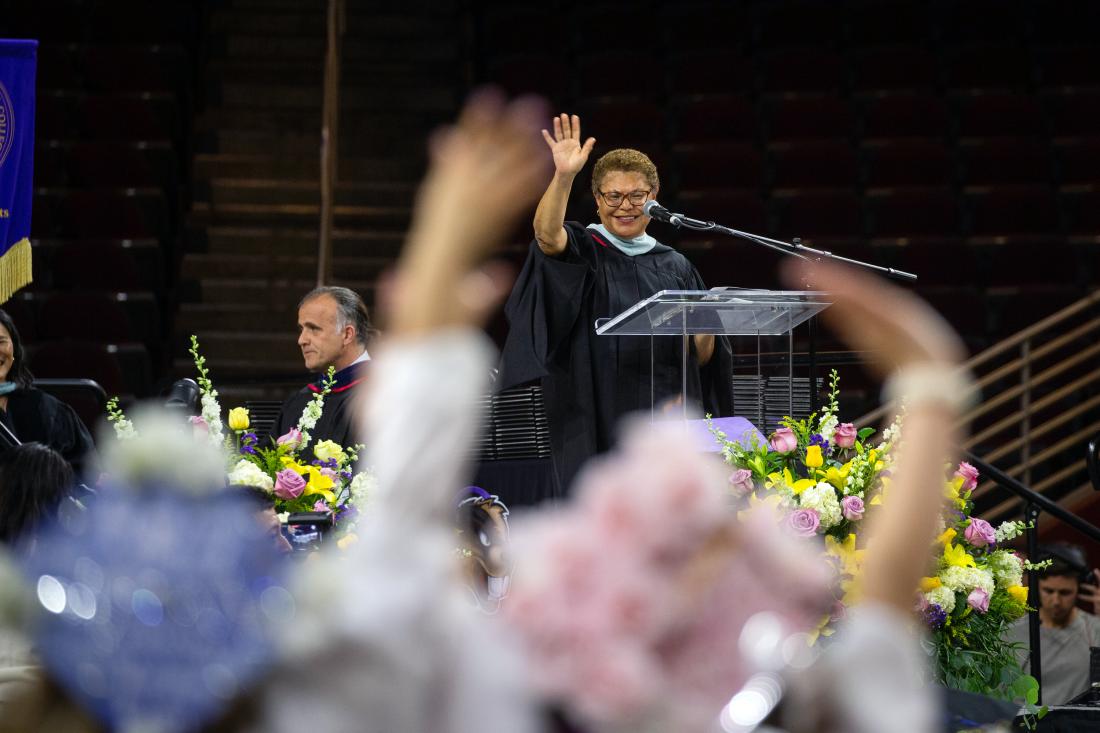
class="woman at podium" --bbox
[498,113,731,497]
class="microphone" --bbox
[642,199,683,226]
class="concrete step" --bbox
[187,276,376,306]
[201,178,415,207]
[196,226,406,257]
[180,252,393,281]
[202,127,434,157]
[213,83,456,112]
[177,302,298,335]
[189,201,412,229]
[193,153,425,182]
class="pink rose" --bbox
[955,461,979,491]
[273,469,306,500]
[190,415,209,436]
[787,508,820,537]
[834,422,857,448]
[841,495,865,521]
[964,517,996,548]
[728,468,754,496]
[277,428,304,450]
[769,427,798,454]
[967,587,990,613]
[312,500,329,513]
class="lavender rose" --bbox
[955,461,980,491]
[841,495,865,521]
[770,427,798,454]
[787,508,820,537]
[274,469,306,500]
[728,468,755,496]
[967,587,990,613]
[834,422,857,448]
[964,517,996,548]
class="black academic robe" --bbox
[271,362,367,463]
[0,388,96,477]
[498,222,732,498]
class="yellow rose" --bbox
[313,439,347,465]
[805,444,823,468]
[1008,585,1028,604]
[228,407,250,431]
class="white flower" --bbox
[111,418,137,441]
[799,481,843,528]
[994,520,1025,543]
[989,550,1024,589]
[924,585,956,614]
[276,511,290,524]
[97,406,227,495]
[817,414,838,446]
[939,566,995,595]
[200,392,225,446]
[348,470,376,507]
[227,459,274,492]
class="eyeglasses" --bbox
[598,189,651,207]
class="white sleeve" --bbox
[785,603,939,733]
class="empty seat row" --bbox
[32,189,172,241]
[34,141,181,200]
[37,43,193,96]
[36,92,182,144]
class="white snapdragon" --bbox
[799,481,843,528]
[994,520,1026,543]
[200,392,225,446]
[939,566,996,595]
[228,459,274,492]
[817,414,838,447]
[989,550,1024,589]
[348,470,376,508]
[924,585,956,614]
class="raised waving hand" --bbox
[541,113,596,177]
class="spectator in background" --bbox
[0,442,75,549]
[1008,545,1100,705]
[270,287,373,460]
[0,309,95,477]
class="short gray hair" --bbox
[299,286,374,347]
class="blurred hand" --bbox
[780,259,966,376]
[541,113,596,178]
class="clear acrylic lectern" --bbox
[594,289,831,420]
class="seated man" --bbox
[1008,545,1100,705]
[271,286,373,461]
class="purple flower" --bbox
[770,427,798,454]
[808,433,830,452]
[273,469,306,500]
[841,496,865,521]
[964,517,996,548]
[967,587,990,614]
[921,602,947,628]
[277,428,304,450]
[834,423,857,448]
[312,499,329,513]
[787,508,820,537]
[728,468,755,496]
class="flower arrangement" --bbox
[106,335,375,537]
[709,370,1035,703]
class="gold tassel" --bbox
[0,238,32,305]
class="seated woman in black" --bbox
[0,309,95,478]
[0,442,74,548]
[498,114,731,497]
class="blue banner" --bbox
[0,39,36,303]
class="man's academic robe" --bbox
[498,222,732,499]
[271,362,367,463]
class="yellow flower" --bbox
[336,533,359,551]
[738,491,784,522]
[943,541,976,568]
[304,466,336,504]
[1008,585,1028,604]
[937,527,957,546]
[314,439,347,465]
[280,456,309,475]
[805,445,823,468]
[826,533,865,577]
[228,407,250,431]
[824,464,850,489]
[919,576,942,592]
